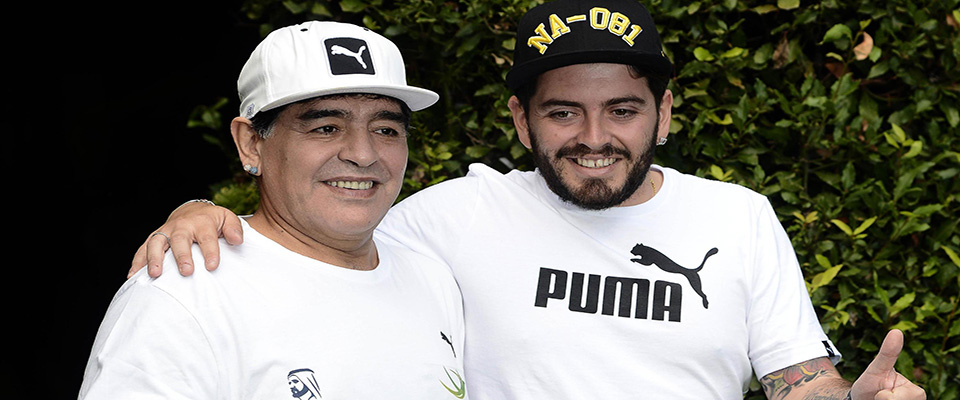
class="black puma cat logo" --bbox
[440,331,456,358]
[630,244,718,309]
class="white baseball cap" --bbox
[237,20,439,118]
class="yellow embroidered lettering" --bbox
[609,12,630,35]
[565,14,587,23]
[623,24,642,46]
[590,7,610,30]
[548,14,570,38]
[527,23,553,54]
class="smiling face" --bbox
[509,63,673,209]
[232,94,409,267]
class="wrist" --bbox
[169,199,216,216]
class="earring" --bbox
[244,164,259,175]
[657,137,668,146]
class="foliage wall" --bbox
[190,0,960,398]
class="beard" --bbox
[529,126,658,210]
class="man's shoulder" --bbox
[377,239,455,277]
[665,166,768,203]
[143,240,263,299]
[407,163,535,196]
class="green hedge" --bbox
[189,1,959,398]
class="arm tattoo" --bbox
[760,357,849,400]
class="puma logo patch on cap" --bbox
[325,38,374,75]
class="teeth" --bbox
[575,158,617,168]
[326,181,374,190]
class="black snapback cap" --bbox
[505,0,673,91]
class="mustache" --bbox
[555,143,632,160]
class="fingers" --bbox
[221,211,245,246]
[197,230,223,272]
[170,232,196,276]
[873,382,927,400]
[865,329,904,382]
[145,232,170,278]
[129,201,241,279]
[129,243,149,278]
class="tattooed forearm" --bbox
[760,357,850,400]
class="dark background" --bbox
[11,2,261,397]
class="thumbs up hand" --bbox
[849,330,926,400]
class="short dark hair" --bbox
[250,93,413,138]
[512,65,669,113]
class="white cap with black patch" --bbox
[238,20,439,118]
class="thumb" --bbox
[864,329,904,388]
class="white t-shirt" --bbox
[79,219,467,400]
[377,163,840,399]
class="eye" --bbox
[374,127,403,137]
[611,108,637,118]
[549,110,576,120]
[311,125,339,135]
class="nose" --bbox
[339,130,378,168]
[576,113,611,150]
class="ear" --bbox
[508,96,533,149]
[230,117,263,174]
[656,89,674,142]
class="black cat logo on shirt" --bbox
[534,244,717,322]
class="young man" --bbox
[80,21,466,399]
[129,1,926,399]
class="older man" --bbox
[79,21,466,399]
[129,1,926,399]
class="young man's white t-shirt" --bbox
[80,218,467,399]
[377,163,840,399]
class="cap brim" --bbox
[506,50,674,91]
[261,84,440,113]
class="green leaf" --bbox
[708,165,733,181]
[852,217,877,236]
[707,112,733,125]
[943,247,960,268]
[815,254,833,269]
[822,24,852,44]
[831,219,854,236]
[777,0,800,10]
[889,320,918,332]
[753,5,778,14]
[721,47,745,58]
[465,146,491,159]
[693,47,715,61]
[338,0,367,13]
[891,123,907,142]
[903,140,923,158]
[841,162,856,190]
[888,292,916,317]
[809,265,843,292]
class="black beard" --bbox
[530,128,657,210]
[290,385,310,398]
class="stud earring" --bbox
[657,137,668,146]
[244,164,260,175]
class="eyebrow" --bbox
[297,108,346,121]
[373,110,407,124]
[604,96,648,107]
[536,96,648,111]
[296,108,406,124]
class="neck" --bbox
[246,211,379,271]
[617,167,663,207]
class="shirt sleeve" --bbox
[746,198,842,379]
[78,274,220,400]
